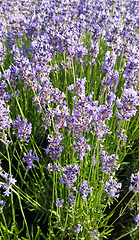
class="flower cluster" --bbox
[99,146,120,175]
[67,78,93,135]
[3,65,18,88]
[101,51,117,73]
[134,214,139,223]
[0,0,139,237]
[75,41,88,59]
[116,129,127,145]
[88,40,99,66]
[129,171,139,193]
[12,115,32,143]
[90,230,100,239]
[0,200,6,208]
[116,88,139,120]
[55,198,64,208]
[74,224,83,233]
[0,79,10,102]
[73,136,91,161]
[31,34,53,73]
[52,104,70,131]
[45,132,63,161]
[0,132,12,146]
[22,150,39,170]
[132,214,139,232]
[0,99,12,131]
[67,192,76,209]
[0,163,17,198]
[60,164,80,190]
[47,162,61,172]
[0,42,6,65]
[33,77,53,113]
[103,176,122,198]
[0,99,12,145]
[79,180,92,201]
[101,70,119,93]
[123,55,139,89]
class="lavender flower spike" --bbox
[55,198,64,208]
[90,230,100,239]
[129,171,139,193]
[13,115,32,143]
[116,88,139,120]
[103,176,122,198]
[0,200,6,208]
[132,214,139,231]
[60,164,80,190]
[22,150,39,170]
[74,224,83,233]
[1,173,17,197]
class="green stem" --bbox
[48,170,55,238]
[61,210,69,239]
[72,58,75,84]
[6,144,16,224]
[115,230,134,240]
[0,208,10,240]
[12,188,31,240]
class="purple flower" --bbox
[129,172,139,193]
[60,164,80,190]
[0,132,12,146]
[98,103,113,121]
[132,214,139,231]
[101,70,119,93]
[3,187,11,197]
[22,150,39,170]
[116,88,139,120]
[67,78,93,136]
[47,162,61,172]
[13,115,32,143]
[67,192,76,209]
[74,224,83,233]
[33,78,53,113]
[91,24,101,41]
[45,132,63,161]
[101,51,116,73]
[0,164,2,175]
[0,200,6,208]
[3,65,18,88]
[0,42,6,64]
[68,77,86,99]
[52,105,70,130]
[47,163,53,172]
[134,214,139,223]
[99,146,120,175]
[88,40,99,66]
[75,41,88,59]
[116,129,127,145]
[123,56,139,86]
[73,136,91,161]
[56,198,64,208]
[5,174,17,186]
[79,180,92,201]
[90,230,100,239]
[89,100,112,141]
[30,34,53,73]
[0,173,17,197]
[0,79,10,102]
[0,100,12,132]
[103,176,122,198]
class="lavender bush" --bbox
[0,0,139,239]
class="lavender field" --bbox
[0,0,139,239]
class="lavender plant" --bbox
[0,0,139,239]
